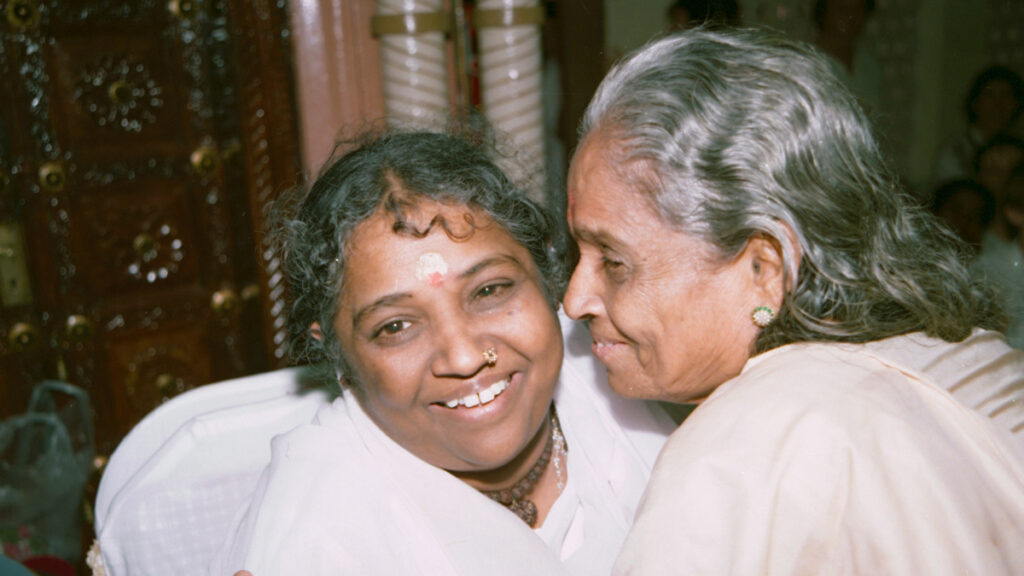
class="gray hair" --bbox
[273,126,566,378]
[579,27,1004,350]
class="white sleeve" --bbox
[207,428,370,576]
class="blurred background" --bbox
[0,0,1021,571]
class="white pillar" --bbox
[374,0,450,128]
[475,0,546,202]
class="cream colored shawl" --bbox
[616,338,1024,575]
[210,315,673,575]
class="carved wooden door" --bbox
[0,0,300,456]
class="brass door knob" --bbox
[155,373,178,396]
[169,0,197,19]
[155,368,184,397]
[6,0,39,29]
[38,162,66,192]
[107,80,135,104]
[190,147,220,175]
[211,289,239,316]
[8,322,38,351]
[65,314,94,342]
[241,283,260,302]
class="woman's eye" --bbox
[475,281,512,300]
[374,320,410,338]
[600,255,629,283]
[601,256,624,270]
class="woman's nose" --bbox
[431,317,488,377]
[563,263,600,321]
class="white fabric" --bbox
[209,314,674,576]
[614,339,1024,575]
[93,368,334,576]
[859,329,1024,435]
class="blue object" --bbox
[0,555,35,576]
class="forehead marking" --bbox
[416,252,448,287]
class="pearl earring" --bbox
[752,306,775,327]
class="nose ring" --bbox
[482,347,498,366]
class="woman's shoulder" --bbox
[666,338,1021,465]
[725,341,915,404]
[212,395,419,574]
[248,394,375,479]
[633,343,1024,576]
[665,342,944,457]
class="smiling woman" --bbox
[563,27,1024,574]
[335,199,563,482]
[207,127,674,575]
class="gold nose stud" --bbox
[482,347,498,366]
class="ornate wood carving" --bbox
[0,0,303,460]
[228,0,303,365]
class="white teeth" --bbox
[478,387,495,404]
[444,379,509,409]
[478,380,508,405]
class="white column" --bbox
[475,0,546,203]
[374,0,449,128]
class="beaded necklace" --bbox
[480,408,566,527]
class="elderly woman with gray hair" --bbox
[564,27,1024,574]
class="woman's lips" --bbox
[591,338,625,360]
[440,377,510,409]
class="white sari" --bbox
[615,337,1024,575]
[209,314,673,575]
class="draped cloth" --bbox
[860,329,1024,437]
[92,368,333,576]
[209,314,674,575]
[614,337,1024,575]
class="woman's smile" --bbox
[440,375,512,409]
[590,335,628,361]
[335,203,563,473]
[429,373,526,428]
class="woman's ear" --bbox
[310,322,323,342]
[742,225,799,311]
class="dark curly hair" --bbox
[271,126,566,378]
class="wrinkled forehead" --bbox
[571,132,664,211]
[573,128,658,185]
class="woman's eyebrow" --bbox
[351,293,413,327]
[456,254,521,280]
[574,226,621,251]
